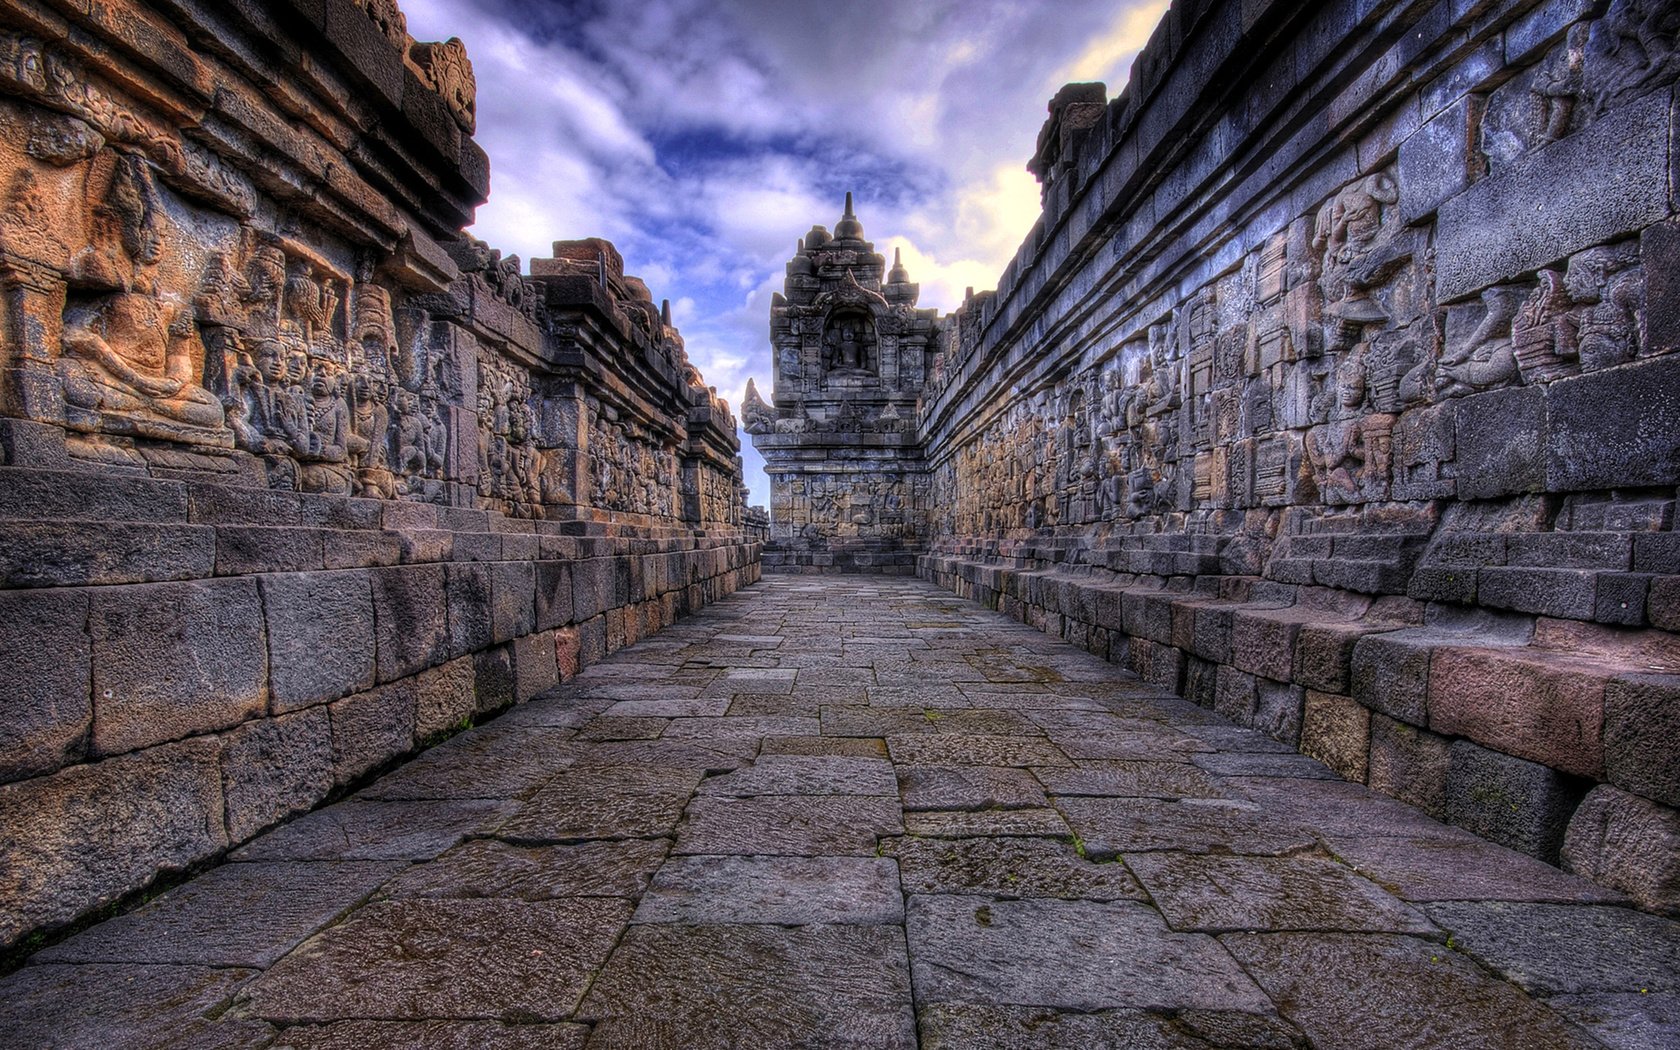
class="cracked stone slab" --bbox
[1192,751,1339,779]
[906,896,1271,1013]
[0,963,258,1050]
[1046,728,1210,760]
[578,923,916,1048]
[1228,776,1486,839]
[898,764,1049,811]
[237,898,630,1023]
[1548,990,1680,1050]
[269,1020,588,1049]
[760,735,889,758]
[1056,797,1318,857]
[699,668,798,696]
[916,1004,1303,1050]
[633,855,903,924]
[601,698,730,718]
[675,795,903,856]
[1223,931,1603,1049]
[538,764,703,797]
[903,808,1070,838]
[697,755,898,796]
[883,836,1144,901]
[886,735,1070,768]
[36,861,400,967]
[1032,760,1225,799]
[495,791,688,841]
[1125,851,1437,935]
[381,838,669,900]
[726,692,828,716]
[358,728,578,800]
[662,715,821,741]
[1424,901,1680,996]
[576,717,668,741]
[564,738,754,771]
[866,684,971,708]
[230,800,518,862]
[1323,834,1628,904]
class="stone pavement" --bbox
[3,576,1677,1049]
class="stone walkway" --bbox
[3,576,1677,1049]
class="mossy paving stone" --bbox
[0,963,258,1047]
[632,855,903,925]
[577,923,916,1049]
[1424,901,1680,996]
[380,838,670,900]
[1055,797,1318,857]
[898,763,1050,810]
[882,835,1146,901]
[916,1004,1304,1050]
[674,795,903,856]
[495,792,689,841]
[697,754,897,797]
[235,898,630,1023]
[35,861,401,967]
[903,807,1071,838]
[905,896,1271,1013]
[1032,759,1226,799]
[266,1019,588,1049]
[1221,931,1604,1049]
[885,734,1072,768]
[1125,851,1437,934]
[230,799,519,862]
[1321,833,1628,903]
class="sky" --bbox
[402,0,1170,507]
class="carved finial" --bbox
[844,191,855,218]
[661,298,672,326]
[835,193,864,241]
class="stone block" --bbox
[1603,674,1680,808]
[1594,573,1651,626]
[89,579,268,757]
[1546,356,1680,492]
[571,558,611,622]
[259,571,376,713]
[1454,387,1546,499]
[1644,218,1680,353]
[1229,608,1302,681]
[1435,90,1670,300]
[370,565,449,683]
[1445,740,1587,862]
[0,467,186,523]
[322,529,403,569]
[513,631,559,702]
[472,645,517,716]
[1301,690,1370,782]
[1367,714,1450,818]
[329,683,416,787]
[1632,533,1680,575]
[1651,576,1680,632]
[1399,95,1470,223]
[0,522,215,588]
[491,561,536,642]
[1293,621,1381,693]
[1478,566,1599,619]
[1428,647,1606,778]
[220,707,333,844]
[0,737,225,951]
[413,657,478,743]
[1214,665,1256,724]
[214,526,324,575]
[1253,677,1304,747]
[1562,785,1680,916]
[444,563,493,657]
[1350,633,1433,725]
[0,588,91,782]
[1407,566,1479,603]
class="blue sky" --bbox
[403,0,1169,506]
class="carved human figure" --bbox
[1562,246,1642,370]
[226,339,293,454]
[1436,285,1526,396]
[297,364,354,494]
[1533,23,1587,142]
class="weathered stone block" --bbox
[1293,621,1379,693]
[1435,90,1670,300]
[1477,566,1599,619]
[329,684,416,787]
[1603,674,1680,808]
[472,645,517,716]
[1253,677,1304,747]
[1301,690,1370,783]
[371,565,449,683]
[0,522,215,588]
[1644,218,1680,353]
[215,526,324,575]
[1562,785,1680,916]
[1428,647,1606,778]
[491,561,537,642]
[571,558,611,622]
[1445,740,1587,862]
[1398,95,1470,223]
[1454,387,1546,500]
[1214,664,1256,724]
[89,579,268,757]
[1651,576,1680,632]
[220,707,333,844]
[1367,714,1450,819]
[1594,573,1651,627]
[1350,633,1433,726]
[0,468,186,523]
[0,737,225,951]
[444,563,493,657]
[1546,356,1680,492]
[514,631,559,702]
[259,571,376,713]
[414,657,478,743]
[0,588,91,782]
[1230,608,1301,681]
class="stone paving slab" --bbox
[5,576,1672,1048]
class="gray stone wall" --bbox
[0,0,757,953]
[914,0,1680,912]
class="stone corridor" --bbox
[3,576,1676,1049]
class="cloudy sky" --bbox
[403,0,1168,505]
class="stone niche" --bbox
[0,0,757,954]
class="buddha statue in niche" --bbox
[823,309,877,374]
[57,152,228,444]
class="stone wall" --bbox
[751,0,1680,912]
[0,0,757,953]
